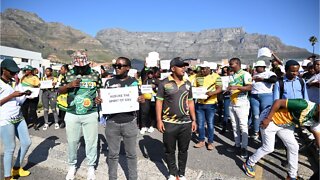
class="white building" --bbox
[0,45,56,77]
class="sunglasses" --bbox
[112,64,128,69]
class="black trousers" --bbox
[139,100,156,128]
[22,97,39,125]
[58,110,66,123]
[163,122,192,176]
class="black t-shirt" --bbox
[104,76,139,123]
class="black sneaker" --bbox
[227,145,241,154]
[60,122,65,128]
[240,148,248,159]
[34,125,39,131]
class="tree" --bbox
[309,36,318,55]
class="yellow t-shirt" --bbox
[194,73,222,104]
[21,75,40,87]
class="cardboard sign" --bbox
[192,87,208,99]
[146,57,158,67]
[220,76,230,91]
[258,47,272,58]
[100,86,139,114]
[160,60,171,70]
[140,85,153,94]
[40,80,53,89]
[20,85,40,98]
[128,69,138,78]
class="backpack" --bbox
[278,77,304,99]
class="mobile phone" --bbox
[24,90,32,96]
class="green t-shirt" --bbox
[61,68,102,115]
[272,99,317,127]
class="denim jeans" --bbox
[195,103,217,143]
[250,93,273,133]
[65,112,98,167]
[42,90,59,124]
[163,122,192,177]
[223,97,230,126]
[105,118,138,180]
[0,120,32,177]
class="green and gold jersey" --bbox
[157,75,193,124]
[60,68,102,115]
[272,99,317,127]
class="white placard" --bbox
[146,57,158,67]
[258,47,272,58]
[141,85,153,94]
[21,85,40,98]
[160,60,171,70]
[128,69,138,77]
[40,80,53,89]
[100,86,139,114]
[160,72,171,80]
[192,87,208,99]
[221,76,230,91]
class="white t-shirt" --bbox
[251,71,276,94]
[306,73,320,104]
[0,80,26,126]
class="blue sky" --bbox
[1,0,319,53]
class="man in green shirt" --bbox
[59,50,102,180]
[243,99,320,180]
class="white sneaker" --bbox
[54,123,60,129]
[65,166,76,180]
[43,123,49,131]
[147,127,154,133]
[179,175,187,180]
[87,166,95,180]
[168,175,177,180]
[140,127,148,135]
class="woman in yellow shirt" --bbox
[21,65,40,130]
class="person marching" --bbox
[156,57,197,180]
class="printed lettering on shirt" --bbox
[80,81,97,88]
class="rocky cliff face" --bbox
[96,28,310,62]
[1,9,312,64]
[1,9,115,62]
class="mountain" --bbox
[0,9,116,63]
[96,28,312,63]
[1,8,312,64]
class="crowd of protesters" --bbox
[1,50,319,180]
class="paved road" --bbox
[0,113,318,180]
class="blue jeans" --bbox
[223,97,230,126]
[195,103,217,143]
[250,93,273,133]
[0,120,32,177]
[105,118,138,180]
[65,112,98,167]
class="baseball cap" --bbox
[199,61,211,68]
[1,58,20,72]
[170,57,189,68]
[254,60,267,67]
[23,65,34,71]
[71,50,89,66]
